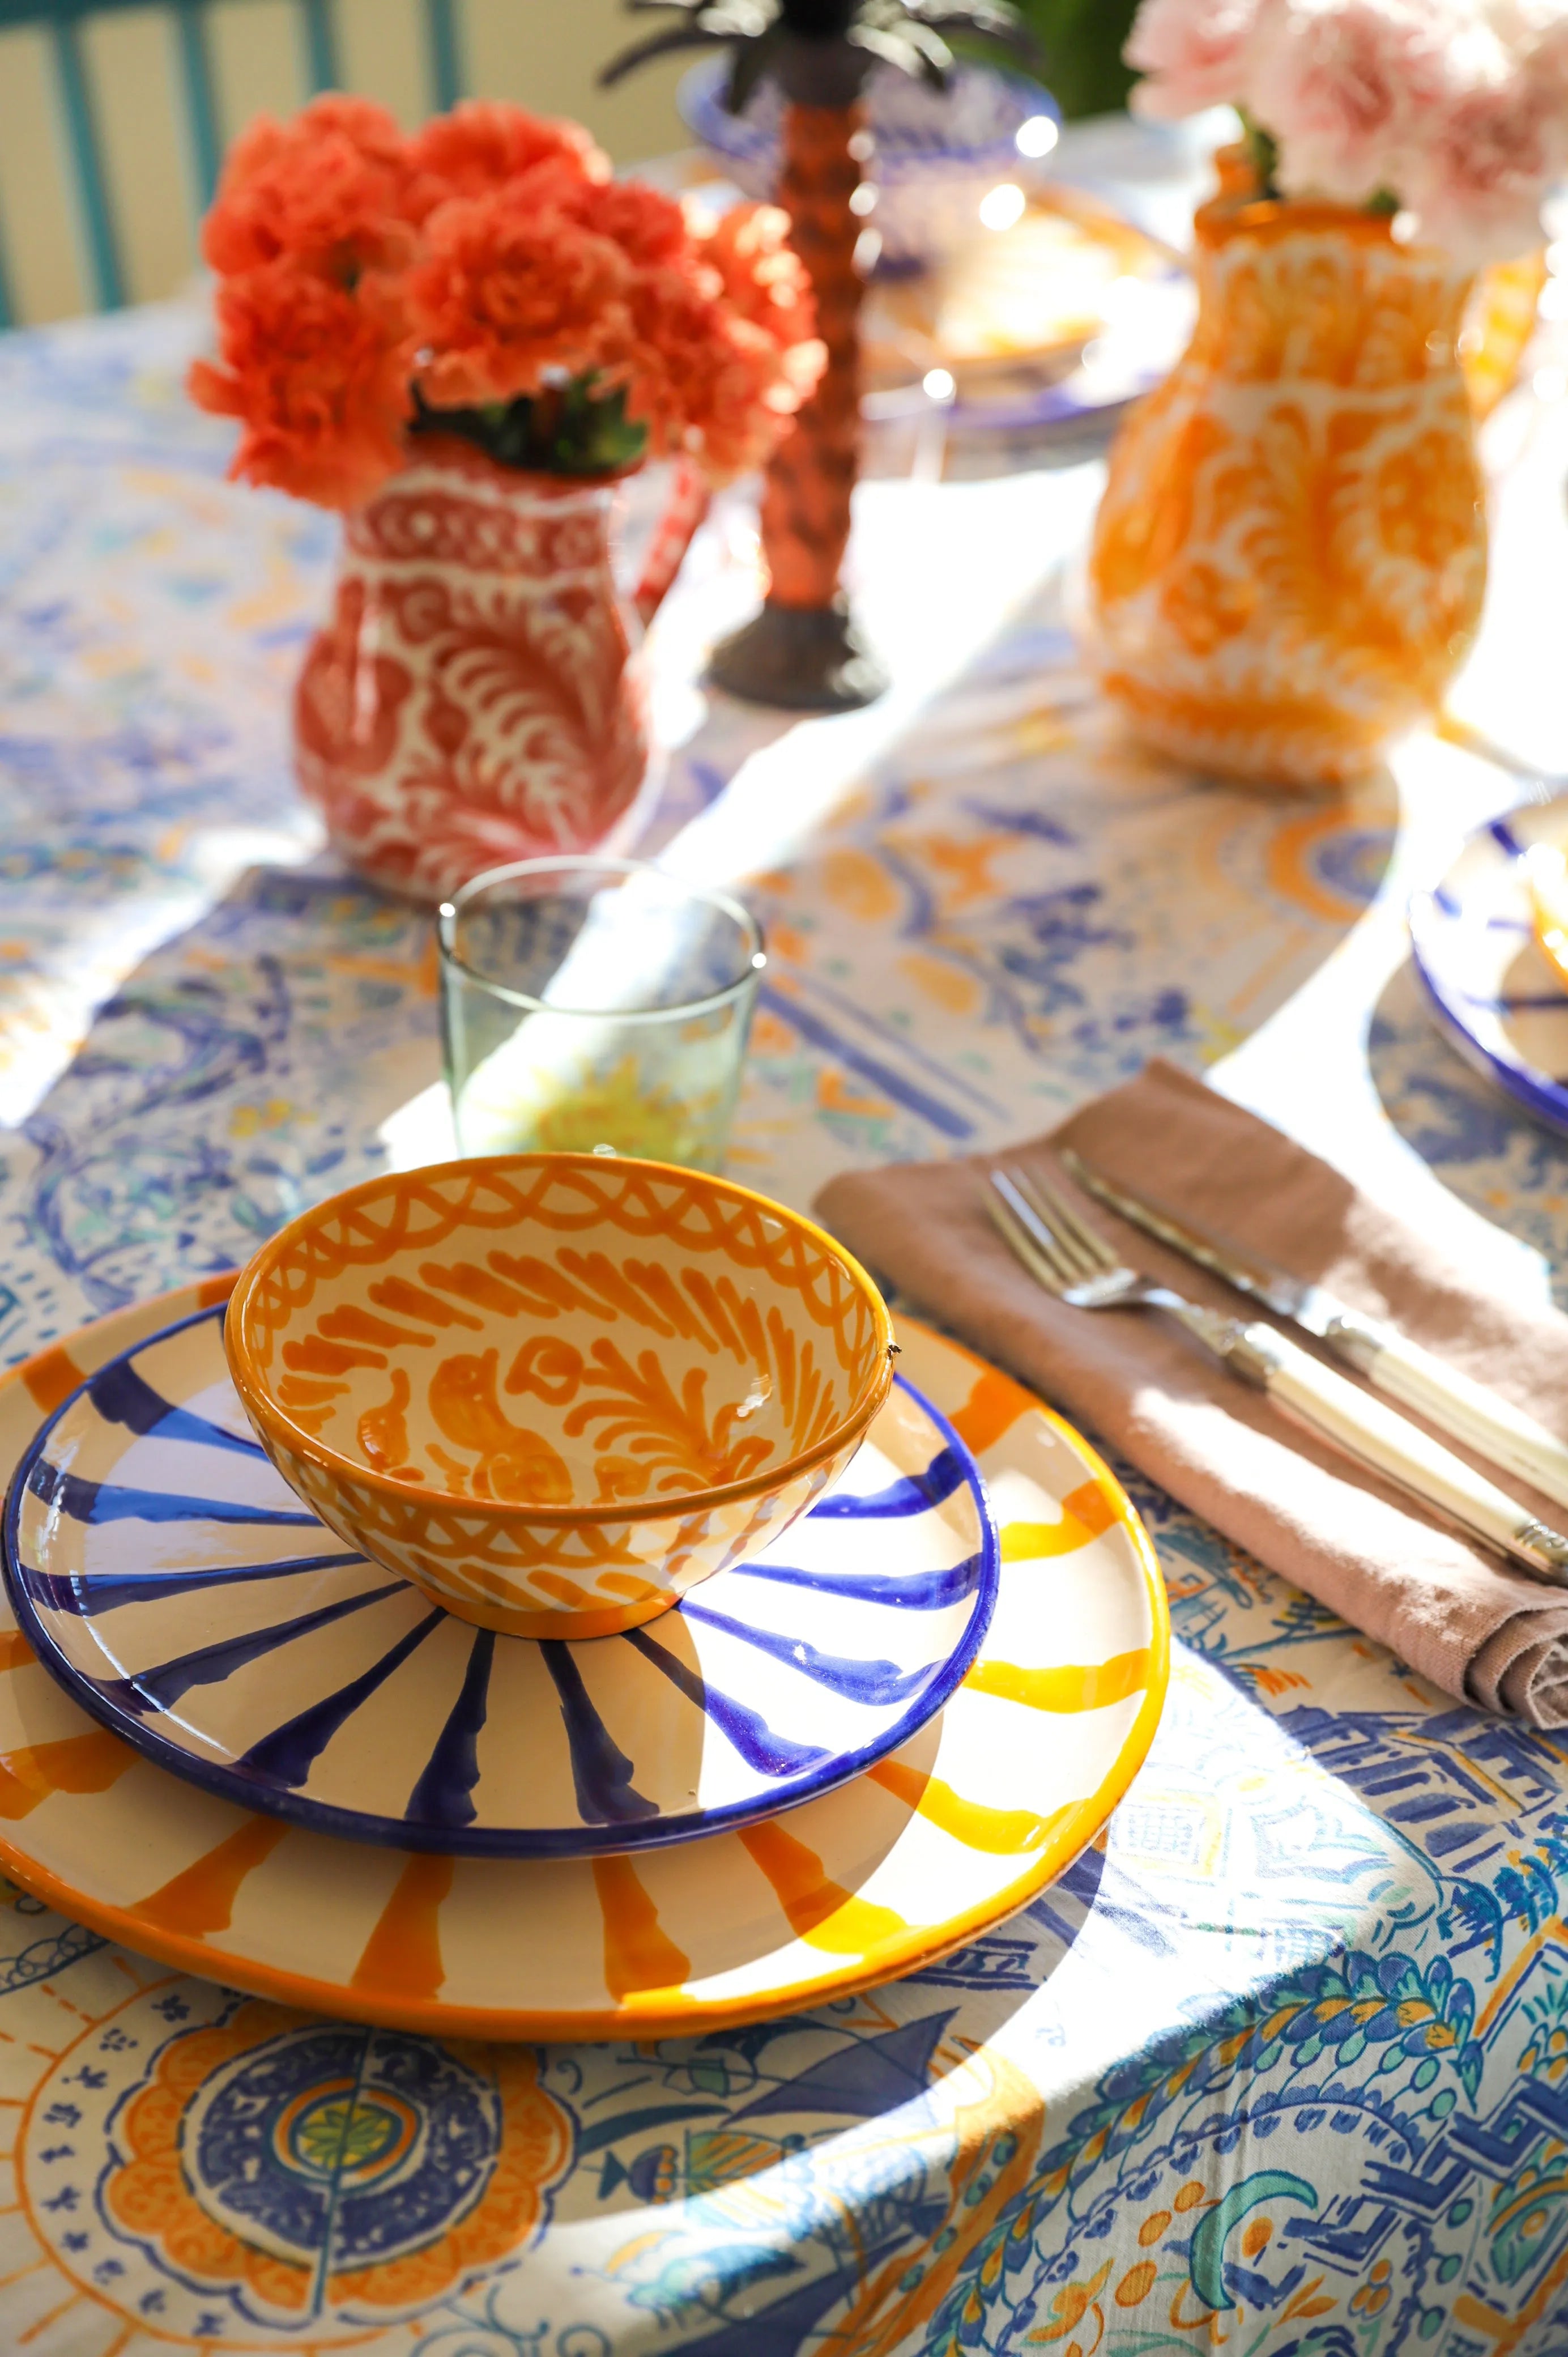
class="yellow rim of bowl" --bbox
[223,1153,898,1528]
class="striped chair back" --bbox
[0,0,464,327]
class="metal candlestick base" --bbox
[708,597,889,712]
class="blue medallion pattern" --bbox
[174,2027,501,2267]
[18,1980,573,2339]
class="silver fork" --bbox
[984,1164,1568,1589]
[988,1168,1242,1353]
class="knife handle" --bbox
[1232,1324,1568,1586]
[1322,1316,1568,1517]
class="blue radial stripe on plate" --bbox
[626,1625,831,1777]
[97,1582,409,1716]
[809,1444,970,1518]
[27,1461,319,1529]
[538,1642,659,1825]
[236,1611,446,1788]
[85,1356,266,1458]
[677,1603,937,1707]
[22,1550,368,1618]
[405,1630,495,1830]
[726,1549,985,1611]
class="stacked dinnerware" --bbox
[0,1155,1165,2036]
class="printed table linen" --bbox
[2,229,1568,2355]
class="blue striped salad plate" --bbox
[2,1305,999,1858]
[1409,796,1568,1136]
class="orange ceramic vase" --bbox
[1084,185,1488,789]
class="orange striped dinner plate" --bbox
[0,1280,1168,2040]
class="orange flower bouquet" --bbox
[190,95,824,899]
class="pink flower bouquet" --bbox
[1125,0,1568,261]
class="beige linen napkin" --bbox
[815,1057,1568,1726]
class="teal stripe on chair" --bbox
[0,0,486,325]
[173,0,221,210]
[425,0,462,114]
[48,10,124,309]
[299,0,338,95]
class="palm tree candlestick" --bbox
[725,59,881,708]
[603,0,1034,712]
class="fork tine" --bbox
[1012,1167,1119,1274]
[991,1170,1077,1284]
[1001,1166,1099,1281]
[984,1182,1067,1293]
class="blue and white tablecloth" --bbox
[6,175,1568,2355]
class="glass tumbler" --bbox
[438,858,766,1172]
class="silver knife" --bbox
[1060,1147,1568,1515]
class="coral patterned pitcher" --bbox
[293,435,657,905]
[1084,189,1488,790]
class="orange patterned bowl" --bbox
[223,1155,897,1639]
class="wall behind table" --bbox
[0,0,688,322]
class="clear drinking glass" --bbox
[438,858,766,1172]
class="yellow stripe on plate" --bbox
[739,1820,909,1954]
[1000,1480,1119,1560]
[868,1760,1077,1855]
[20,1347,86,1417]
[947,1367,1033,1457]
[352,1853,454,1999]
[593,1856,694,2003]
[0,1729,137,1820]
[965,1648,1151,1714]
[131,1816,291,1937]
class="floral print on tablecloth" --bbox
[2,296,1568,2354]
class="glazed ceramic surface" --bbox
[0,1282,1165,2038]
[1526,829,1568,989]
[1409,795,1568,1137]
[1085,195,1487,789]
[293,436,657,905]
[5,1304,996,1855]
[224,1156,896,1640]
